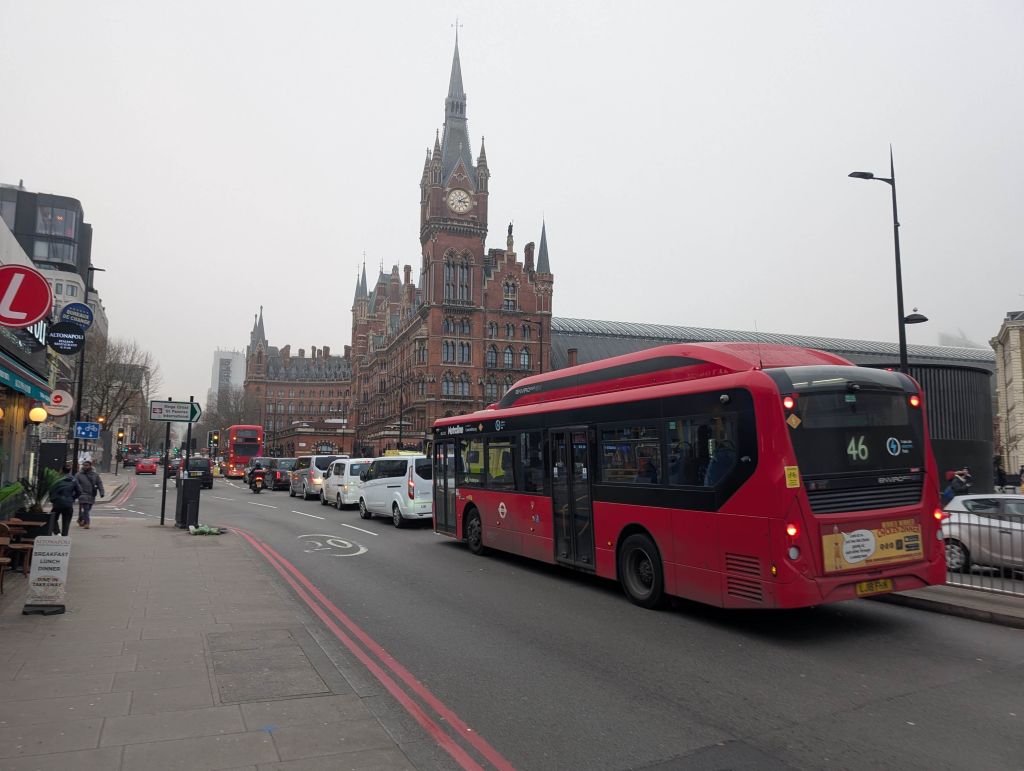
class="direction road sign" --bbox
[0,264,53,329]
[74,421,102,440]
[149,400,202,423]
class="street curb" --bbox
[872,592,1024,630]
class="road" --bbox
[110,475,1024,770]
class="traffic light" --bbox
[117,428,125,442]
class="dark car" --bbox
[165,458,181,477]
[243,456,273,485]
[177,457,213,489]
[267,457,297,491]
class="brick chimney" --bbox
[282,344,291,364]
[524,242,535,271]
[322,346,330,358]
[404,265,412,285]
[568,348,578,367]
[343,345,351,359]
[298,348,305,358]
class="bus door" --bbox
[551,428,595,569]
[433,441,457,535]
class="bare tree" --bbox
[192,386,259,447]
[82,337,163,427]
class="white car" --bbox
[943,494,1024,576]
[357,456,433,528]
[320,458,373,509]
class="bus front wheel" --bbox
[618,533,665,609]
[465,509,485,555]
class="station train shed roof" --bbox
[549,317,994,372]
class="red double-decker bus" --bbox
[432,342,946,610]
[222,425,264,478]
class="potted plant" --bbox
[20,468,62,515]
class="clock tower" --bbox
[420,36,489,305]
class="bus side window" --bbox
[459,439,484,486]
[666,414,739,487]
[518,432,545,493]
[486,439,515,489]
[599,425,662,484]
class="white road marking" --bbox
[338,522,378,536]
[248,502,277,508]
[210,496,235,501]
[293,510,325,520]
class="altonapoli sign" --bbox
[46,321,86,355]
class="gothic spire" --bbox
[537,221,551,273]
[441,38,476,188]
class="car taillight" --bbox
[275,471,281,479]
[408,468,415,499]
[909,394,921,408]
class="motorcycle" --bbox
[250,471,266,494]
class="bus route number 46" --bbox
[847,435,869,462]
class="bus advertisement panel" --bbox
[432,342,946,611]
[222,425,264,478]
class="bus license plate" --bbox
[855,579,893,597]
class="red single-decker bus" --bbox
[222,425,264,478]
[432,342,946,610]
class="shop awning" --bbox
[0,350,51,401]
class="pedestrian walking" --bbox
[49,465,81,537]
[75,459,104,529]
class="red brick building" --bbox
[350,40,554,455]
[244,308,354,455]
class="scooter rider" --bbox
[249,461,267,493]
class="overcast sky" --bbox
[2,1,1021,403]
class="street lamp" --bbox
[848,147,927,373]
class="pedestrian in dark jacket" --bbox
[75,460,104,529]
[49,465,81,536]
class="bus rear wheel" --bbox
[465,509,485,555]
[618,533,665,609]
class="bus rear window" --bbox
[234,442,259,456]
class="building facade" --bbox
[243,309,353,455]
[992,311,1024,477]
[349,40,554,456]
[209,349,246,405]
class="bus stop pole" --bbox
[159,397,172,526]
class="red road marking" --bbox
[98,478,137,508]
[233,527,514,771]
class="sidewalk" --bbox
[0,517,414,770]
[874,584,1024,629]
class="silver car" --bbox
[943,494,1024,575]
[289,455,341,500]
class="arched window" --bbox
[503,376,514,395]
[443,257,456,300]
[487,322,497,338]
[503,281,517,311]
[459,342,471,364]
[505,323,514,339]
[458,259,470,300]
[442,341,455,363]
[486,345,497,368]
[461,318,471,335]
[485,380,498,400]
[459,374,470,396]
[442,373,454,396]
[503,346,514,368]
[522,324,532,340]
[520,347,530,370]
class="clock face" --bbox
[447,189,472,214]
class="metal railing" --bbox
[943,507,1024,598]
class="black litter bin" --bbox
[175,478,203,529]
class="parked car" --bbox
[289,455,342,500]
[320,457,373,508]
[176,457,214,489]
[134,458,158,475]
[243,457,273,485]
[266,457,297,491]
[357,455,432,527]
[944,494,1024,576]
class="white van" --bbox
[320,457,373,508]
[357,456,433,527]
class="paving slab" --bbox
[271,718,398,761]
[15,653,137,680]
[240,694,369,731]
[0,717,103,759]
[101,704,245,746]
[256,747,415,770]
[113,666,212,692]
[0,745,125,771]
[121,730,280,770]
[129,683,216,715]
[216,668,331,703]
[0,692,132,727]
[9,672,115,700]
